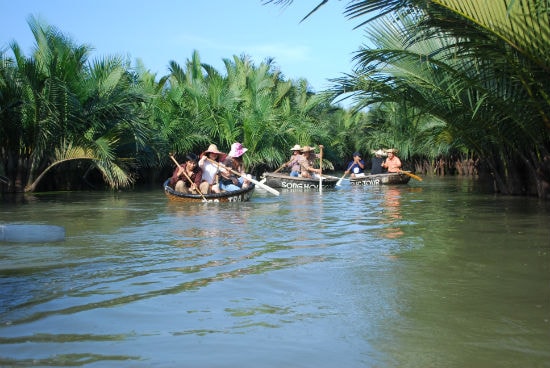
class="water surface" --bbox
[1,178,549,367]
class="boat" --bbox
[262,172,338,189]
[163,179,255,203]
[349,172,411,186]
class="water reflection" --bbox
[380,187,404,239]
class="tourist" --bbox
[198,144,226,193]
[170,153,203,194]
[218,142,251,191]
[344,152,366,178]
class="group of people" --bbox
[286,144,324,179]
[344,148,402,178]
[170,143,404,194]
[169,142,252,195]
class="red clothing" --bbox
[170,166,203,188]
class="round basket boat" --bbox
[163,179,255,203]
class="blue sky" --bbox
[1,0,368,94]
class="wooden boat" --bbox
[349,172,411,186]
[262,172,338,189]
[163,179,255,203]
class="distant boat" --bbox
[349,172,411,186]
[261,172,338,190]
[163,179,255,203]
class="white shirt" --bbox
[200,159,219,184]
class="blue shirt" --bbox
[346,160,365,174]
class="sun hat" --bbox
[290,144,302,151]
[386,148,398,154]
[205,144,223,154]
[372,149,386,156]
[300,145,314,153]
[228,142,248,158]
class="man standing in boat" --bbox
[381,149,402,173]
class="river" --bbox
[1,177,549,367]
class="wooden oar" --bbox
[336,172,347,187]
[399,170,423,181]
[259,159,292,184]
[169,154,208,201]
[318,145,323,194]
[206,157,280,196]
[274,159,293,174]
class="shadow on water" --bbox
[0,177,549,367]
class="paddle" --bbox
[336,172,347,187]
[399,170,423,181]
[259,159,292,184]
[169,154,208,201]
[274,159,292,174]
[205,157,280,196]
[318,145,323,194]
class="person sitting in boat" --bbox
[344,152,366,178]
[199,144,226,194]
[297,146,322,179]
[170,153,203,194]
[370,149,387,175]
[218,142,251,191]
[287,144,302,177]
[381,148,402,173]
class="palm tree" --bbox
[0,50,24,190]
[271,0,549,196]
[161,51,334,175]
[1,17,150,192]
[341,1,550,196]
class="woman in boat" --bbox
[297,146,322,179]
[170,153,203,194]
[218,142,251,191]
[198,144,226,194]
[287,144,302,177]
[344,152,366,178]
[381,148,402,173]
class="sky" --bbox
[1,0,368,95]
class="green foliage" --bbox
[0,18,347,191]
[326,0,550,196]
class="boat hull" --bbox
[350,172,411,186]
[262,172,337,189]
[163,179,255,203]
